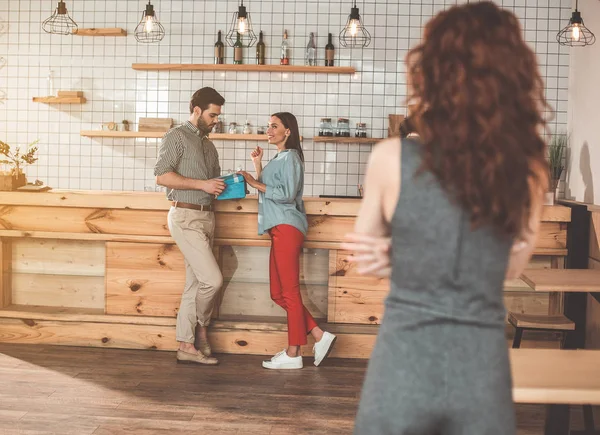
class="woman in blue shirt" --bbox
[238,112,337,370]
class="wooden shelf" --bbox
[74,28,127,37]
[81,131,302,141]
[33,96,86,104]
[132,63,356,74]
[313,136,383,144]
[80,130,164,138]
[211,133,268,141]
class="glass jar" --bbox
[243,120,252,134]
[355,122,367,138]
[228,122,238,134]
[336,118,350,137]
[319,118,333,137]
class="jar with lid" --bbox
[355,123,367,138]
[336,118,350,137]
[319,118,333,137]
[228,122,238,134]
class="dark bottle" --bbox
[234,32,243,65]
[215,30,224,64]
[325,33,335,67]
[256,31,266,65]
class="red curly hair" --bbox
[406,1,549,238]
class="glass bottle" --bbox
[280,30,290,65]
[243,120,252,134]
[228,122,238,134]
[46,69,55,97]
[336,118,350,137]
[325,33,335,67]
[256,31,266,65]
[215,30,224,64]
[233,32,243,65]
[305,32,316,66]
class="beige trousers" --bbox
[168,206,223,343]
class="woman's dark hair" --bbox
[189,87,225,113]
[406,1,549,238]
[271,112,304,162]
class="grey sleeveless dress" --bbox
[353,138,516,435]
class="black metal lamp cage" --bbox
[134,1,165,43]
[226,1,257,48]
[339,0,371,48]
[556,0,596,47]
[42,1,78,35]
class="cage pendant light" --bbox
[339,0,371,48]
[42,1,78,35]
[556,0,595,47]
[134,1,165,43]
[226,0,258,48]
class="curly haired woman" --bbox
[344,2,549,434]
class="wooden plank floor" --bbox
[0,344,595,434]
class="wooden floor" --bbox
[0,344,595,434]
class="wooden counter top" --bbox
[0,189,572,220]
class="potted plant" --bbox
[0,139,39,191]
[547,133,567,204]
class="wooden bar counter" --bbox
[0,190,571,357]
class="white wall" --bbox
[566,0,600,205]
[0,0,572,194]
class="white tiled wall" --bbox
[0,0,571,196]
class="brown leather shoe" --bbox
[196,340,212,357]
[176,350,219,365]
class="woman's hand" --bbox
[341,233,392,278]
[237,170,257,188]
[250,146,263,165]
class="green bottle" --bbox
[234,32,243,65]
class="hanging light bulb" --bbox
[42,1,78,35]
[572,24,581,42]
[134,1,165,43]
[339,0,371,48]
[226,1,257,47]
[556,0,595,47]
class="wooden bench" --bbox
[511,349,600,434]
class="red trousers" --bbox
[268,224,318,346]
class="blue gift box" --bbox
[216,173,247,200]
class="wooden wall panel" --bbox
[219,281,328,319]
[220,246,329,285]
[11,273,105,309]
[0,317,376,358]
[12,239,105,276]
[590,211,600,262]
[536,222,567,250]
[107,242,329,319]
[328,251,553,325]
[9,239,105,310]
[215,214,356,242]
[0,206,169,236]
[106,242,184,317]
[0,238,11,308]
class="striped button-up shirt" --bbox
[154,120,220,206]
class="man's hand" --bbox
[201,178,226,195]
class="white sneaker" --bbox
[313,331,337,366]
[262,350,303,370]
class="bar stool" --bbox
[507,312,575,349]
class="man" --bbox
[155,87,226,365]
